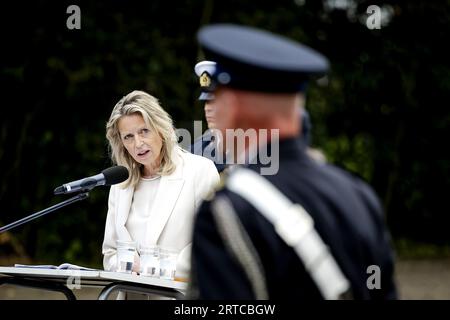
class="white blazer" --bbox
[102,147,219,278]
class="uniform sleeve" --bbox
[102,185,118,271]
[354,178,398,299]
[189,198,255,299]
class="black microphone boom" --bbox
[0,166,129,234]
[54,166,129,195]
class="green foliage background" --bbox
[0,0,449,266]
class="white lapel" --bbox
[115,185,134,241]
[145,150,185,245]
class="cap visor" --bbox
[199,92,215,101]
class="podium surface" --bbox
[0,266,187,300]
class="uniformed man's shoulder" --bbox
[322,163,374,190]
[202,166,249,201]
[319,162,383,211]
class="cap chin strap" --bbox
[227,168,351,300]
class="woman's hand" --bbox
[132,253,140,273]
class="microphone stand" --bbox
[0,192,89,234]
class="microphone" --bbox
[54,166,129,195]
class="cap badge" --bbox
[200,72,211,88]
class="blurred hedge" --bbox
[0,0,449,266]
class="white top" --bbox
[125,176,161,248]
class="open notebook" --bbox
[14,263,97,271]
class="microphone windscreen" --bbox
[102,166,129,186]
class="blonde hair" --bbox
[106,90,178,188]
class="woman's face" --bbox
[118,113,163,171]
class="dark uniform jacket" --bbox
[190,131,227,173]
[189,137,397,300]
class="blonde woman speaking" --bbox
[102,90,219,281]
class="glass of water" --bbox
[159,248,178,280]
[116,240,136,273]
[139,245,160,277]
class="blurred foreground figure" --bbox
[188,24,397,300]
